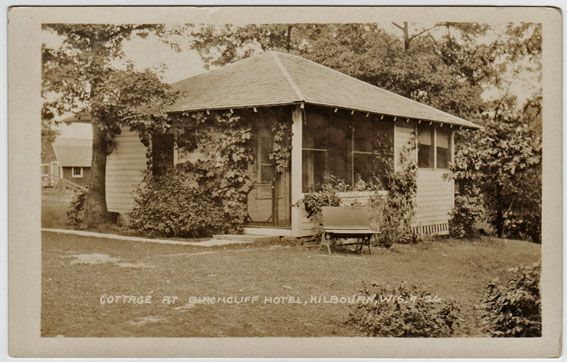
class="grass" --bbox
[42,188,74,229]
[41,231,541,337]
[41,188,210,240]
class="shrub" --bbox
[129,168,229,237]
[449,189,485,238]
[347,282,460,337]
[67,188,88,226]
[369,159,418,246]
[481,264,541,337]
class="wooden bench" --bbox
[320,206,380,254]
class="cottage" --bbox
[52,138,92,187]
[106,51,480,237]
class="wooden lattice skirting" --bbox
[412,222,449,236]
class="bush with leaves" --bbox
[347,282,460,337]
[449,186,486,238]
[129,168,228,238]
[481,264,541,337]
[370,147,418,246]
[67,188,88,227]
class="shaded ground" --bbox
[41,231,540,337]
[42,188,74,229]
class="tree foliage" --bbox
[453,94,542,242]
[42,24,178,226]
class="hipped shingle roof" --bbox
[170,51,480,129]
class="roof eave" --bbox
[167,100,481,130]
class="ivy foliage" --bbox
[481,264,541,337]
[130,107,295,236]
[176,111,253,232]
[269,120,293,174]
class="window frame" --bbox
[435,126,451,170]
[417,124,453,170]
[71,166,83,178]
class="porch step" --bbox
[211,234,276,243]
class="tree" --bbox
[450,23,542,242]
[42,25,178,226]
[453,93,541,241]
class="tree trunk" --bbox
[286,25,293,52]
[82,123,109,226]
[494,185,504,238]
[392,22,410,50]
[401,22,409,50]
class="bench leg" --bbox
[320,232,332,254]
[367,236,372,255]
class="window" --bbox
[41,164,49,176]
[418,126,434,168]
[71,167,83,178]
[302,110,394,192]
[152,134,174,176]
[418,125,452,169]
[436,127,450,169]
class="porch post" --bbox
[290,105,304,237]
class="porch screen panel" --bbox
[302,113,327,192]
[258,134,274,183]
[353,117,394,189]
[327,118,351,185]
[436,128,450,169]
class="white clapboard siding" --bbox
[106,130,146,214]
[414,169,454,232]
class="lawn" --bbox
[41,231,541,337]
[42,188,74,229]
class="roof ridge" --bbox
[278,52,472,124]
[170,52,273,88]
[270,52,305,102]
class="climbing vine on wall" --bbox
[370,143,418,246]
[132,110,254,235]
[269,119,292,174]
[131,106,297,236]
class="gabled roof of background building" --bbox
[52,138,92,167]
[170,51,480,129]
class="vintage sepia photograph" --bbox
[6,4,563,359]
